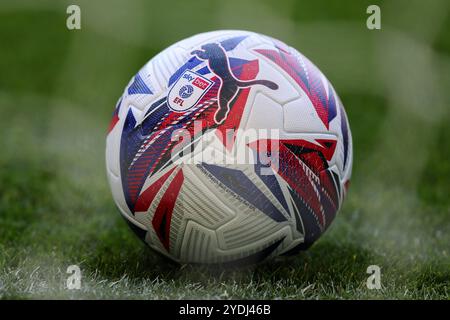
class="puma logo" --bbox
[191,43,278,124]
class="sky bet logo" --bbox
[168,70,213,112]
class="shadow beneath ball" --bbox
[83,215,377,293]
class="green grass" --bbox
[0,0,449,299]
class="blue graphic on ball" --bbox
[179,85,194,99]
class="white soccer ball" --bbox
[106,30,353,264]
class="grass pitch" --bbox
[0,0,449,299]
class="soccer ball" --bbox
[106,30,352,264]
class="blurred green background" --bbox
[0,0,448,299]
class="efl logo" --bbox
[168,70,213,112]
